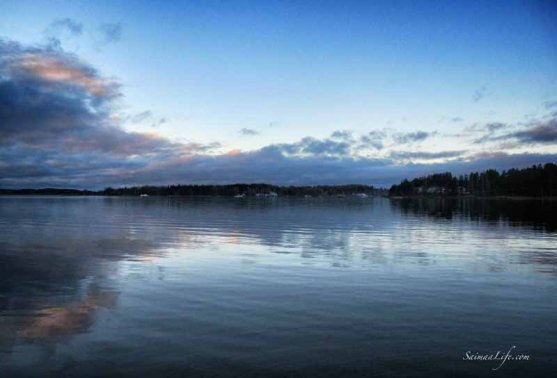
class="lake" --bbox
[0,196,556,377]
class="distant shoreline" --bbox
[2,191,556,200]
[0,184,382,197]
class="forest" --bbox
[101,184,377,197]
[389,163,557,197]
[0,184,377,197]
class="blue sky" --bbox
[0,0,556,188]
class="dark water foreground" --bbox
[0,196,556,377]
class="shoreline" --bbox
[1,193,556,200]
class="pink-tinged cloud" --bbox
[17,52,116,97]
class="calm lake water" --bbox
[0,196,556,377]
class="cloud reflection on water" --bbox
[0,196,556,353]
[20,288,117,340]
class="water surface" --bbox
[0,196,556,377]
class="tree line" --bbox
[0,184,377,196]
[102,184,377,197]
[0,188,97,195]
[389,163,557,197]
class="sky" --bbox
[0,0,556,188]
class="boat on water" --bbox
[139,194,149,197]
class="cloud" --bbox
[152,117,167,128]
[0,41,120,145]
[330,130,353,140]
[393,131,433,144]
[510,120,557,144]
[543,100,557,110]
[274,137,351,157]
[130,110,153,124]
[0,39,216,187]
[44,18,83,40]
[474,118,557,145]
[1,39,555,189]
[472,85,489,102]
[358,130,386,150]
[98,23,122,44]
[109,146,393,187]
[484,122,507,132]
[471,122,511,143]
[96,150,555,188]
[239,128,259,136]
[127,111,167,128]
[390,150,465,161]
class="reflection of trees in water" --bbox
[390,197,557,232]
[389,197,557,276]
